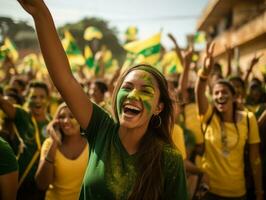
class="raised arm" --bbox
[18,0,92,129]
[243,54,263,84]
[195,42,215,115]
[178,48,193,104]
[225,45,233,78]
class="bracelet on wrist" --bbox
[45,156,54,164]
[198,69,209,80]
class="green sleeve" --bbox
[0,137,18,175]
[14,106,34,138]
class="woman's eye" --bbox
[122,86,131,91]
[142,90,151,94]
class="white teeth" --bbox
[124,105,141,111]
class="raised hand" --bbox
[47,120,62,145]
[250,53,263,69]
[202,42,215,75]
[17,0,45,16]
[183,46,193,68]
[167,33,183,63]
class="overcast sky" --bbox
[0,0,209,48]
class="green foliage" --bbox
[0,16,38,50]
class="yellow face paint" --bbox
[116,72,156,116]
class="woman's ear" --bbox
[154,102,164,115]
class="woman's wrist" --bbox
[198,68,209,80]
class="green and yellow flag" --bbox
[84,45,94,68]
[0,37,19,62]
[159,51,182,75]
[84,26,103,41]
[124,32,161,66]
[194,31,206,44]
[62,30,85,69]
[125,26,138,43]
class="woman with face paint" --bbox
[17,1,188,199]
[195,43,263,200]
[35,103,88,200]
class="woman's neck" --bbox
[119,125,148,155]
[63,133,85,145]
[221,109,234,122]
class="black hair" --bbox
[26,80,49,96]
[228,76,245,90]
[94,79,108,94]
[214,79,236,96]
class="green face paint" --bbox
[116,84,155,116]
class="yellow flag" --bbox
[125,26,138,43]
[84,26,103,41]
[0,37,19,62]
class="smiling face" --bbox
[116,70,163,129]
[57,106,80,136]
[27,87,49,116]
[212,83,235,113]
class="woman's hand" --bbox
[17,0,45,16]
[203,42,215,75]
[47,120,62,145]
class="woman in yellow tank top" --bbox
[35,103,89,200]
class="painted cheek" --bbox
[116,89,129,115]
[70,118,79,126]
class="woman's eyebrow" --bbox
[142,85,155,90]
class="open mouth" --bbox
[123,104,142,116]
[216,97,228,105]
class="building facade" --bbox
[197,0,266,79]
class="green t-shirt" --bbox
[14,106,49,182]
[80,104,188,200]
[0,136,18,175]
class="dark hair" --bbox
[112,64,175,200]
[94,79,108,94]
[5,91,24,105]
[214,79,236,96]
[228,76,245,90]
[26,80,49,97]
[9,77,26,91]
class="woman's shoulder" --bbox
[162,144,183,164]
[237,110,256,122]
[161,144,184,176]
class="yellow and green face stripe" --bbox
[116,74,155,117]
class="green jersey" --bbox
[14,106,49,182]
[80,104,188,200]
[0,136,18,175]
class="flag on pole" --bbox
[62,30,85,68]
[124,32,161,66]
[84,26,103,41]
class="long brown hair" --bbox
[112,64,175,200]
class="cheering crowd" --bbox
[0,0,265,200]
